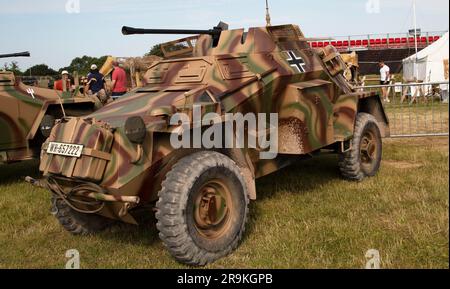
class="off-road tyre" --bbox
[339,113,382,181]
[51,195,115,235]
[156,151,249,266]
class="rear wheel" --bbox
[156,151,249,266]
[51,195,115,235]
[339,113,382,181]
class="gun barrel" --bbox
[0,51,31,59]
[122,26,221,36]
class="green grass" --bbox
[0,137,448,269]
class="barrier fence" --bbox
[356,81,449,138]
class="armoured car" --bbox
[28,23,389,265]
[0,52,100,163]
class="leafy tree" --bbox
[2,61,22,75]
[145,44,164,57]
[23,64,58,77]
[59,55,109,76]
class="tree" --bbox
[2,61,22,75]
[23,64,58,77]
[145,44,164,57]
[59,55,109,76]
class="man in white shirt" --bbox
[379,60,391,103]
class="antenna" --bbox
[265,0,272,27]
[55,91,67,119]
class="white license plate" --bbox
[47,142,84,158]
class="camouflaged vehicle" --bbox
[0,52,101,164]
[27,23,389,266]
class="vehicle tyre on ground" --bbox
[156,151,249,266]
[51,195,115,235]
[339,113,383,181]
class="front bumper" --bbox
[26,175,140,223]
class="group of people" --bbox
[53,61,128,103]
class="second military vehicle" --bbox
[28,23,389,265]
[0,52,101,164]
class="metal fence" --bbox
[356,81,449,138]
[310,31,448,52]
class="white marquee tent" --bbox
[403,32,449,83]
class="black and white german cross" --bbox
[285,50,306,73]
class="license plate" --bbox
[46,142,84,158]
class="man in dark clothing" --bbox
[87,64,108,104]
[87,64,105,93]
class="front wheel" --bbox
[339,113,382,181]
[155,151,249,266]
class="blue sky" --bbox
[1,0,448,71]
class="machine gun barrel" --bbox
[0,51,31,59]
[122,26,222,36]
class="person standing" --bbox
[110,61,127,100]
[378,60,391,103]
[54,70,71,92]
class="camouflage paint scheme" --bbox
[0,70,99,163]
[341,52,360,84]
[37,24,389,224]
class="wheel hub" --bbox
[360,130,377,165]
[193,181,231,239]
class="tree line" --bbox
[3,55,108,77]
[2,44,163,77]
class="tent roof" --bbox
[403,32,449,63]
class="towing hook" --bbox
[25,176,45,188]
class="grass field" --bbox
[0,137,448,269]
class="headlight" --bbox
[40,115,55,138]
[124,116,146,144]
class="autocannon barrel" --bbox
[121,26,222,36]
[0,51,30,59]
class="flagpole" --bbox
[265,0,271,27]
[413,0,419,81]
